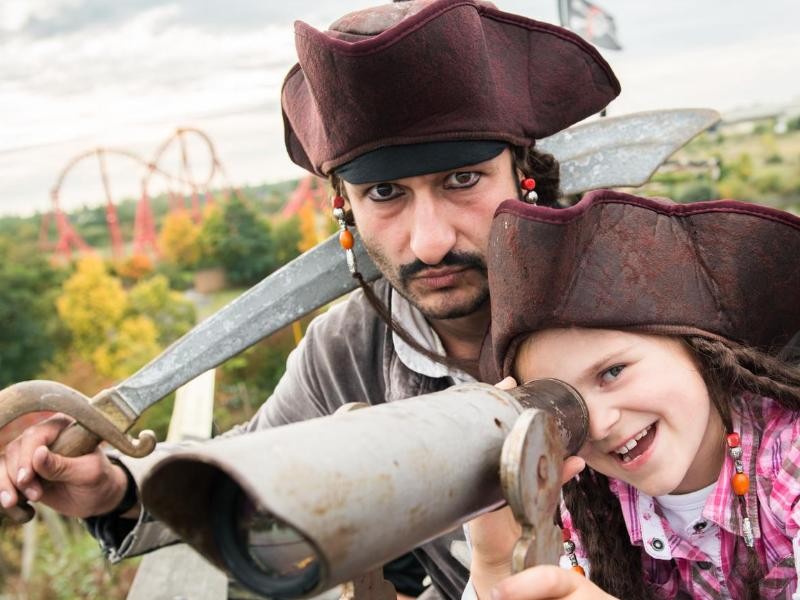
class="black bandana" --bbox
[334,140,508,184]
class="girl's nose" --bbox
[587,401,622,443]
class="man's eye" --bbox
[600,364,625,383]
[445,172,480,188]
[366,183,402,202]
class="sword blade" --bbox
[539,108,720,195]
[111,233,380,415]
[108,108,719,418]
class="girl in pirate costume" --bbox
[470,191,800,599]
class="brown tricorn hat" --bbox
[480,190,800,383]
[281,0,621,177]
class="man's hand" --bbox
[0,414,137,519]
[491,566,615,600]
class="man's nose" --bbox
[408,194,457,265]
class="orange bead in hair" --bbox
[731,472,749,496]
[572,565,586,576]
[339,229,354,250]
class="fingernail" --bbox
[25,487,39,502]
[0,491,11,508]
[491,588,502,600]
[17,468,27,485]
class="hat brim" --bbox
[333,140,508,183]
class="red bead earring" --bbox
[521,178,538,204]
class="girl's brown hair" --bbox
[328,145,560,373]
[563,335,800,600]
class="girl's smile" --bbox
[612,421,657,467]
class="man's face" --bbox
[343,149,518,320]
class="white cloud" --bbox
[0,0,81,33]
[2,0,800,216]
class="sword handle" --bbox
[0,381,154,526]
[50,421,102,457]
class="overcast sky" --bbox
[1,0,799,217]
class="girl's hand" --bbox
[492,565,616,600]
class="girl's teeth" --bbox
[623,455,632,463]
[616,425,653,454]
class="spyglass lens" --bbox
[237,494,319,579]
[212,477,321,598]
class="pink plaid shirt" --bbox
[563,395,800,599]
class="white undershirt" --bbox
[656,481,721,566]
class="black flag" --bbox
[559,0,622,50]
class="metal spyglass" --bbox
[211,476,322,598]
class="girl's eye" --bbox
[444,171,480,188]
[366,182,403,202]
[600,364,625,383]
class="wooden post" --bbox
[21,512,37,581]
[127,369,227,600]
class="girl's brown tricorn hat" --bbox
[480,190,800,383]
[281,0,621,177]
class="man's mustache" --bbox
[399,251,487,282]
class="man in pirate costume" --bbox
[0,1,619,598]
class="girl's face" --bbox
[514,328,726,496]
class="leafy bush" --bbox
[154,261,195,291]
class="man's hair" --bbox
[328,145,561,374]
[562,336,800,600]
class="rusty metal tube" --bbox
[141,380,587,598]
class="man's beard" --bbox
[367,247,490,320]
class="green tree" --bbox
[199,195,276,286]
[0,240,65,386]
